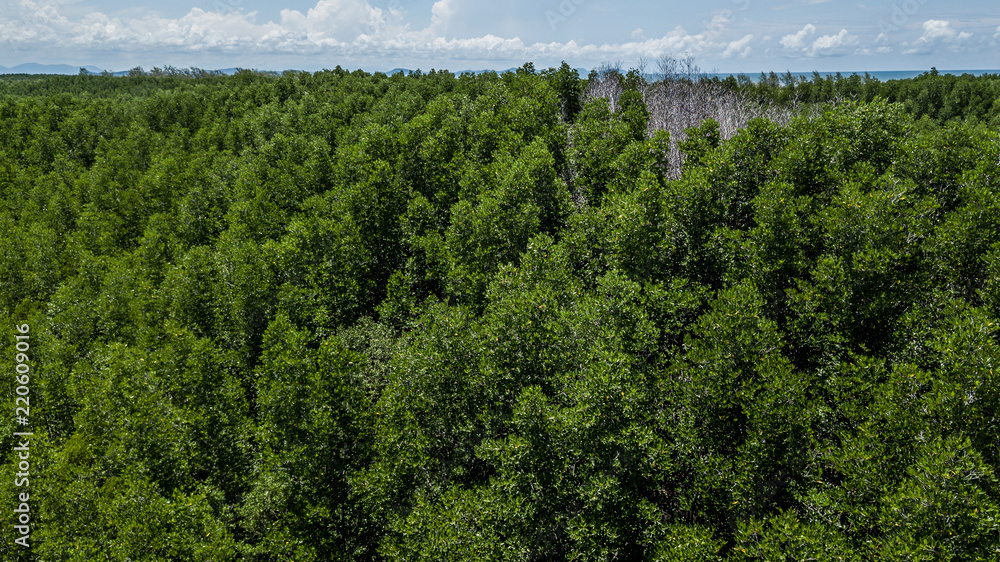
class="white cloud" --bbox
[902,19,972,55]
[807,29,858,56]
[722,34,753,58]
[280,0,386,42]
[922,19,950,39]
[429,0,455,32]
[1,0,72,45]
[780,24,815,49]
[779,24,856,57]
[710,13,730,27]
[0,0,760,69]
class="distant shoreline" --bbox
[3,63,999,81]
[707,69,1000,82]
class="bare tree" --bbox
[586,61,625,112]
[585,55,795,178]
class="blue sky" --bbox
[1,0,998,73]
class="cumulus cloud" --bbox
[779,24,856,57]
[903,19,972,55]
[807,29,858,56]
[0,0,761,67]
[780,24,815,49]
[921,19,962,40]
[1,0,73,45]
[429,0,455,32]
[709,13,731,28]
[722,34,753,58]
[280,0,386,42]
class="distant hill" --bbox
[1,64,248,77]
[387,67,590,77]
[106,67,244,77]
[0,63,103,75]
[2,63,592,78]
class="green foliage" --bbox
[569,97,639,203]
[547,61,584,122]
[618,89,650,142]
[727,69,1000,128]
[37,469,240,561]
[679,119,721,168]
[2,66,999,560]
[445,140,570,307]
[240,315,375,560]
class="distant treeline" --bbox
[718,68,1000,125]
[4,61,998,127]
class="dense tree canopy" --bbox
[2,65,999,560]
